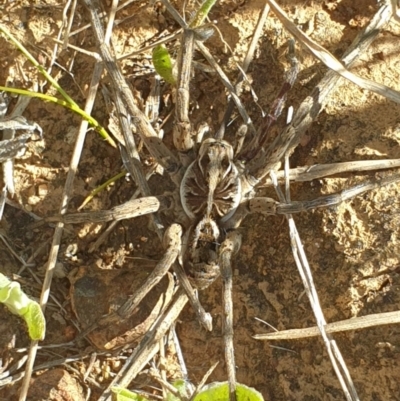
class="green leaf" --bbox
[152,45,176,84]
[194,382,264,401]
[0,273,46,340]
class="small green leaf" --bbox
[0,273,46,341]
[152,45,176,84]
[6,281,31,315]
[0,273,10,290]
[167,379,191,401]
[0,279,13,302]
[194,382,264,401]
[24,302,46,341]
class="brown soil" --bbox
[1,1,400,400]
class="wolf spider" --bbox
[76,0,400,400]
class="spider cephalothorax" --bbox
[180,138,241,220]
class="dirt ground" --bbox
[1,0,400,400]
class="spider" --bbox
[72,0,400,400]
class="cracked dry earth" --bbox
[1,0,400,400]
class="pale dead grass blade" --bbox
[392,0,400,22]
[17,61,102,401]
[69,0,140,37]
[171,325,189,380]
[249,2,394,179]
[61,0,78,50]
[266,0,400,104]
[271,162,360,401]
[262,159,400,185]
[98,289,188,401]
[254,310,400,340]
[216,4,270,137]
[17,3,119,400]
[47,4,67,77]
[188,362,219,401]
[160,0,257,136]
[158,337,167,401]
[118,30,181,60]
[148,367,183,400]
[48,37,101,60]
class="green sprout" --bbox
[152,0,217,83]
[0,25,116,148]
[111,387,149,401]
[189,0,218,28]
[0,273,46,341]
[152,45,177,84]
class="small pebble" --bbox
[37,183,48,197]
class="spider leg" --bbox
[53,194,173,225]
[107,287,189,391]
[219,230,242,401]
[238,39,299,163]
[117,224,182,320]
[226,171,400,225]
[76,224,182,341]
[82,0,182,184]
[0,94,42,197]
[246,3,393,182]
[215,4,271,140]
[173,26,214,166]
[174,28,196,155]
[161,0,256,137]
[172,260,213,331]
[233,124,247,156]
[262,159,400,185]
[275,172,400,214]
